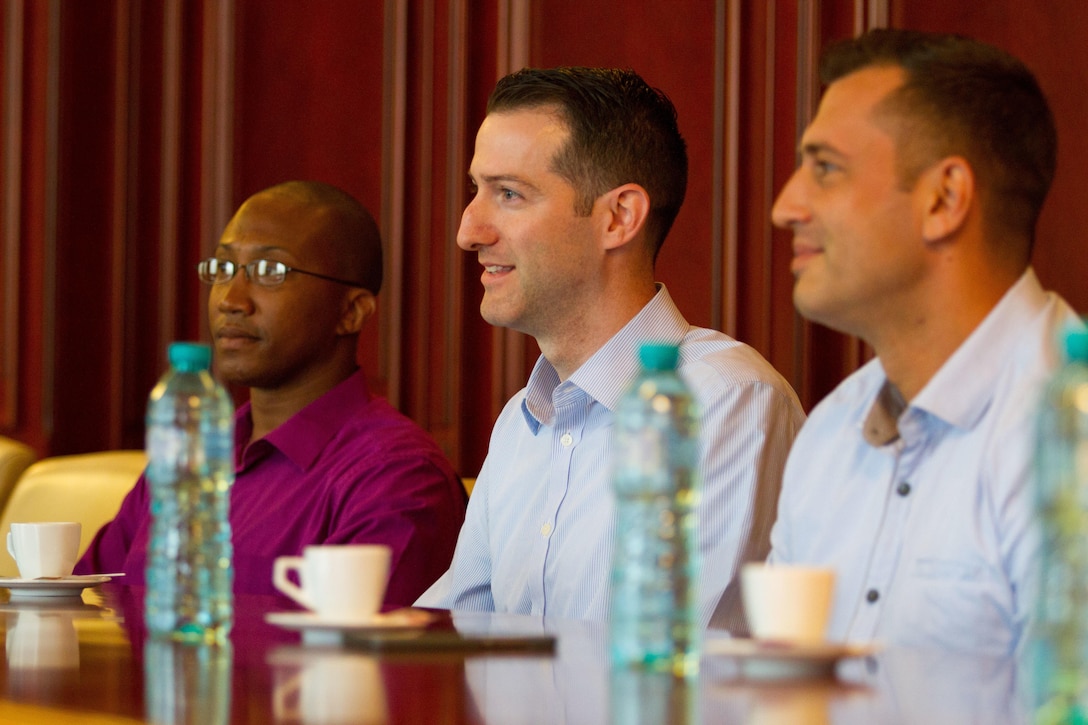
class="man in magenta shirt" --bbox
[76,181,466,606]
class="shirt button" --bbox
[540,522,552,537]
[866,589,880,603]
[897,482,911,497]
[560,432,573,447]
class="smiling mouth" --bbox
[790,248,823,277]
[484,265,513,274]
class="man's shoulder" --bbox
[335,394,448,454]
[677,326,801,406]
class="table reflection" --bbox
[0,586,1047,724]
[144,639,232,725]
[6,610,80,670]
[268,647,388,724]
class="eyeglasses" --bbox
[196,258,363,288]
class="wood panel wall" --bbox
[2,0,1085,478]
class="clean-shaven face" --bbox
[772,65,929,340]
[456,107,603,340]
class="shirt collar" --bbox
[521,284,690,431]
[864,268,1050,442]
[237,369,372,471]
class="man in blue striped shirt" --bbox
[416,67,804,629]
[768,30,1078,656]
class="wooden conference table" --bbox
[0,583,1033,724]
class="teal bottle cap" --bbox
[167,342,212,372]
[1065,327,1088,362]
[638,342,680,371]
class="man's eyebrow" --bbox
[472,172,542,194]
[213,243,288,256]
[798,141,847,161]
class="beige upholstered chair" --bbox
[0,436,36,513]
[0,450,146,577]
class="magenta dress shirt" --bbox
[75,370,466,607]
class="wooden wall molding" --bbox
[157,0,182,365]
[40,0,59,440]
[382,0,408,408]
[1,0,24,430]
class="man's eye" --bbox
[812,159,837,178]
[501,188,521,201]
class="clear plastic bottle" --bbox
[145,342,235,643]
[610,341,701,677]
[1033,327,1088,724]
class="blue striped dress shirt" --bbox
[417,285,804,627]
[769,269,1081,656]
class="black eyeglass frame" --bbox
[196,258,364,289]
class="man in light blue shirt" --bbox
[768,29,1079,656]
[417,67,804,628]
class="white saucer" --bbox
[0,575,114,599]
[265,609,433,646]
[704,638,878,680]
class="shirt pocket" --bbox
[896,557,1015,656]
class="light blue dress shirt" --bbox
[417,285,805,627]
[769,269,1080,656]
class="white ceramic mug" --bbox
[6,522,82,579]
[273,544,391,621]
[741,563,835,643]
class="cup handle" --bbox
[273,557,311,609]
[6,531,14,561]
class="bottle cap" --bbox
[167,342,212,372]
[638,342,680,371]
[1065,327,1088,363]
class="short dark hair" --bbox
[265,180,383,294]
[486,67,688,260]
[820,29,1056,257]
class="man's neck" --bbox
[871,269,1020,402]
[246,363,358,442]
[536,281,657,381]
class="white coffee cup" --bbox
[6,522,82,579]
[742,563,835,643]
[273,545,391,621]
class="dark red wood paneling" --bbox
[890,1,1088,312]
[233,0,387,387]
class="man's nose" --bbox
[771,168,809,229]
[456,195,496,252]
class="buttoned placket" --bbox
[847,412,924,641]
[525,382,588,616]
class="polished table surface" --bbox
[0,583,1035,724]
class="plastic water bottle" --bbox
[610,341,701,677]
[1033,327,1088,724]
[145,342,235,643]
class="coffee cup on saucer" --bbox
[6,522,82,580]
[741,563,835,643]
[273,545,391,622]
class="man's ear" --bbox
[600,183,651,251]
[337,289,377,335]
[919,156,974,244]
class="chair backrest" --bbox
[0,436,36,513]
[0,450,146,577]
